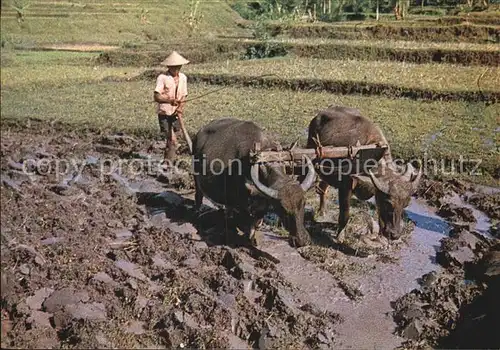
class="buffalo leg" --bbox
[316,180,330,216]
[238,209,261,246]
[337,176,353,233]
[194,176,203,211]
[249,212,267,246]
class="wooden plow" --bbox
[250,142,389,176]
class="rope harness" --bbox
[313,134,324,160]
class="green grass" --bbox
[2,78,498,182]
[184,57,500,92]
[0,0,246,46]
[1,51,142,89]
[6,51,497,96]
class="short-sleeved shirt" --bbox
[154,72,188,116]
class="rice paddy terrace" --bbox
[1,1,499,349]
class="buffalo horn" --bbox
[251,164,279,199]
[300,156,316,192]
[402,163,415,181]
[411,165,423,193]
[368,169,390,194]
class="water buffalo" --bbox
[306,105,422,240]
[192,118,316,247]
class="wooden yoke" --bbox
[250,144,388,163]
[249,143,389,176]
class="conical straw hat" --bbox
[161,51,190,66]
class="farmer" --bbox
[153,50,190,161]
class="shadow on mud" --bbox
[135,190,285,263]
[136,189,377,260]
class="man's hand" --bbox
[153,92,179,105]
[176,99,186,113]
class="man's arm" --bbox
[153,91,178,105]
[176,75,188,115]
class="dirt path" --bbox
[1,119,498,349]
[38,44,120,52]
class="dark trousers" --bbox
[158,113,179,134]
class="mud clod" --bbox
[436,203,476,223]
[42,288,90,314]
[465,192,500,220]
[393,224,499,348]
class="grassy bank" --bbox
[267,22,500,43]
[4,51,497,102]
[8,49,499,94]
[183,58,499,93]
[94,38,500,68]
[0,0,246,46]
[1,51,141,89]
[267,38,500,52]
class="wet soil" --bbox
[1,118,498,349]
[392,231,500,349]
[393,178,500,348]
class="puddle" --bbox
[406,200,451,235]
[330,199,448,348]
[447,192,493,236]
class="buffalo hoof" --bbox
[249,231,263,247]
[336,229,346,243]
[361,235,388,249]
[289,235,311,248]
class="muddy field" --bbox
[1,119,499,349]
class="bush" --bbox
[242,42,288,59]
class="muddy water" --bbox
[259,195,492,349]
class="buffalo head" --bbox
[352,161,422,240]
[246,156,316,247]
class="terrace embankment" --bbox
[267,22,500,43]
[95,38,500,67]
[431,14,500,26]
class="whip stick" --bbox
[177,115,193,154]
